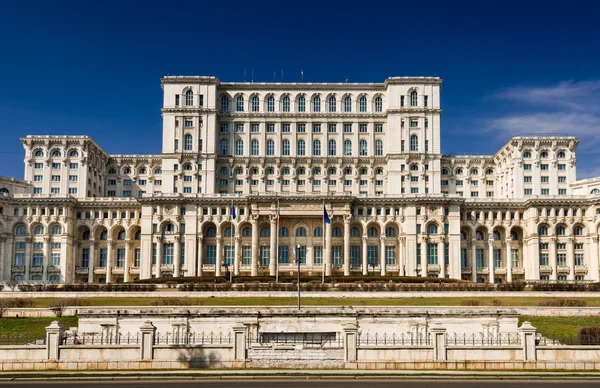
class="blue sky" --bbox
[0,0,599,179]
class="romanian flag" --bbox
[277,206,281,226]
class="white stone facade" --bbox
[0,75,599,284]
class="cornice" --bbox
[216,112,388,120]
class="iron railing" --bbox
[536,334,600,346]
[61,332,140,345]
[358,332,432,346]
[154,331,232,345]
[446,333,521,346]
[252,332,343,348]
[0,332,46,346]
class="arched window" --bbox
[374,96,383,112]
[135,230,141,240]
[493,231,501,240]
[375,140,383,156]
[0,187,9,194]
[117,230,126,240]
[511,231,519,241]
[442,168,449,175]
[344,140,352,156]
[328,140,336,156]
[108,167,117,174]
[344,167,352,175]
[359,96,367,112]
[100,230,108,240]
[574,225,583,236]
[367,227,378,237]
[82,229,91,240]
[410,91,418,107]
[224,227,233,237]
[266,167,274,175]
[260,227,270,237]
[185,90,194,106]
[411,164,419,171]
[235,139,244,156]
[557,151,566,159]
[312,167,321,175]
[282,139,290,156]
[359,140,368,156]
[538,225,548,236]
[282,167,290,175]
[51,150,62,158]
[235,168,243,175]
[427,224,438,235]
[267,96,275,112]
[51,225,61,235]
[220,95,229,112]
[470,168,478,175]
[251,139,259,156]
[282,95,290,112]
[386,227,396,237]
[460,231,467,241]
[220,139,229,156]
[455,168,463,175]
[332,227,342,237]
[476,231,484,240]
[251,167,259,175]
[540,151,549,158]
[242,227,252,237]
[486,169,494,175]
[313,96,321,112]
[314,227,323,237]
[297,168,305,175]
[523,151,531,159]
[591,188,600,195]
[328,96,336,112]
[344,96,352,112]
[69,150,79,157]
[163,223,175,233]
[410,135,418,152]
[15,225,27,235]
[154,168,162,175]
[266,139,275,156]
[297,140,306,156]
[376,168,383,175]
[313,140,321,156]
[33,225,44,235]
[251,95,260,112]
[138,168,147,175]
[206,227,217,237]
[184,134,193,151]
[219,167,228,175]
[34,149,44,157]
[350,227,361,237]
[360,168,368,175]
[236,96,244,111]
[123,167,132,174]
[279,227,289,237]
[296,227,307,237]
[297,96,306,112]
[556,225,566,236]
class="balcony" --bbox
[539,265,553,274]
[75,266,89,274]
[461,267,472,274]
[30,266,43,274]
[427,264,441,272]
[557,265,571,273]
[511,267,525,275]
[48,265,61,273]
[129,267,140,274]
[476,267,489,275]
[11,266,25,274]
[575,265,588,274]
[494,267,507,275]
[112,267,124,274]
[160,264,174,272]
[94,267,107,274]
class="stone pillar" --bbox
[398,236,405,276]
[174,236,181,278]
[518,321,537,362]
[421,241,428,277]
[197,236,203,277]
[215,235,222,277]
[380,236,386,276]
[438,241,445,278]
[471,239,477,282]
[506,239,513,283]
[45,321,64,361]
[42,236,50,281]
[361,236,368,275]
[234,235,240,276]
[430,324,447,362]
[269,217,277,276]
[0,236,5,281]
[232,324,247,363]
[325,220,332,276]
[251,218,258,276]
[488,239,495,284]
[155,237,162,279]
[549,237,557,280]
[567,237,575,281]
[343,217,350,276]
[140,321,156,361]
[88,241,95,283]
[124,241,132,283]
[342,323,358,363]
[106,241,114,283]
[591,236,600,282]
[24,237,31,280]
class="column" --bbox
[234,236,240,276]
[139,321,156,361]
[325,220,332,276]
[106,241,114,283]
[591,236,600,282]
[155,238,162,278]
[215,235,222,277]
[567,237,575,281]
[343,217,350,276]
[45,321,65,361]
[42,236,50,281]
[24,237,31,280]
[0,237,5,280]
[269,217,276,276]
[549,237,557,280]
[174,236,181,278]
[488,239,495,284]
[471,239,477,282]
[361,236,368,275]
[430,325,447,361]
[88,241,95,283]
[438,241,445,278]
[421,241,427,277]
[124,241,132,283]
[398,237,405,276]
[380,236,386,276]
[232,324,247,364]
[251,218,258,276]
[197,237,203,277]
[342,323,358,363]
[518,321,537,362]
[506,239,513,283]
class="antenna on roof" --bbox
[345,76,349,83]
[251,69,254,83]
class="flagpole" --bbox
[322,199,325,284]
[276,197,279,282]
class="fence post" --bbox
[518,321,537,362]
[342,323,358,363]
[45,321,65,361]
[140,321,156,361]
[232,324,247,364]
[430,324,447,362]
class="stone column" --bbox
[269,217,277,276]
[549,237,557,280]
[488,239,495,284]
[567,237,575,281]
[430,324,447,362]
[343,216,350,276]
[325,220,332,276]
[234,236,240,276]
[0,237,5,281]
[506,239,513,283]
[215,235,222,277]
[24,237,31,280]
[124,241,132,283]
[421,240,428,277]
[140,321,156,361]
[251,218,258,276]
[197,236,203,277]
[88,241,96,283]
[591,236,600,282]
[361,236,368,275]
[45,321,65,361]
[106,241,114,283]
[471,239,477,282]
[398,237,405,276]
[174,236,181,278]
[155,237,162,279]
[42,236,50,281]
[380,236,386,276]
[232,324,247,364]
[438,240,445,278]
[342,323,358,363]
[518,321,537,362]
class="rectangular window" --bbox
[416,243,421,265]
[313,246,323,264]
[524,164,532,171]
[184,120,193,127]
[541,176,549,183]
[312,123,321,133]
[235,123,244,133]
[557,253,567,266]
[117,249,125,267]
[242,246,252,265]
[282,123,291,133]
[385,246,396,265]
[328,124,337,133]
[223,246,234,265]
[575,253,585,266]
[427,243,438,265]
[541,189,549,195]
[332,246,342,267]
[558,176,566,183]
[260,245,270,267]
[344,124,353,133]
[524,176,532,183]
[204,245,216,265]
[558,189,567,195]
[134,249,141,267]
[476,249,485,268]
[297,123,306,133]
[540,164,549,171]
[461,248,468,268]
[278,246,289,264]
[99,248,108,267]
[367,246,378,266]
[350,246,360,268]
[558,164,566,171]
[493,249,501,268]
[251,123,260,132]
[34,163,43,169]
[524,189,532,195]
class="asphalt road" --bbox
[2,380,600,388]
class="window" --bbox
[558,163,566,171]
[359,140,368,156]
[359,96,367,112]
[266,139,275,156]
[328,96,336,112]
[540,164,549,171]
[251,140,259,156]
[297,140,306,156]
[251,95,260,112]
[410,91,418,107]
[344,96,352,112]
[220,95,229,112]
[524,164,532,171]
[374,96,382,112]
[312,140,321,156]
[328,123,337,133]
[524,176,532,183]
[313,96,321,112]
[538,225,548,236]
[235,139,244,156]
[427,243,438,265]
[185,90,193,106]
[427,224,438,234]
[297,96,306,112]
[410,135,418,151]
[344,140,352,156]
[312,123,321,133]
[282,139,290,155]
[375,140,383,156]
[236,96,244,111]
[328,140,336,156]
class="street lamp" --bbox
[296,243,301,311]
[223,263,232,282]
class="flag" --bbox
[231,203,236,219]
[323,206,331,224]
[277,206,281,226]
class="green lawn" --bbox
[519,315,600,340]
[0,316,78,341]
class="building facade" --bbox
[1,75,599,284]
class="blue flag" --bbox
[323,206,330,224]
[231,204,236,219]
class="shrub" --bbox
[150,297,196,306]
[6,281,18,291]
[496,283,526,291]
[460,299,481,306]
[579,327,600,345]
[0,297,35,315]
[48,298,89,317]
[491,299,502,306]
[537,298,586,307]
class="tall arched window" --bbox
[279,227,289,237]
[344,96,352,112]
[206,227,216,237]
[235,139,244,156]
[359,140,368,156]
[350,227,361,237]
[368,227,378,237]
[375,140,383,156]
[184,134,193,151]
[410,91,418,107]
[236,96,244,111]
[313,96,321,112]
[328,140,336,156]
[242,227,252,237]
[410,135,419,151]
[219,139,229,156]
[313,140,321,156]
[328,96,336,112]
[282,96,290,112]
[267,96,275,112]
[220,95,229,112]
[359,96,367,112]
[251,95,260,112]
[493,231,501,240]
[251,139,259,156]
[297,96,306,112]
[344,140,352,156]
[282,139,290,156]
[118,230,126,240]
[185,90,194,106]
[538,225,548,236]
[332,227,342,237]
[33,225,44,235]
[260,227,270,237]
[266,140,275,156]
[427,224,438,234]
[15,225,27,235]
[386,227,396,237]
[51,225,61,235]
[296,227,307,237]
[314,227,323,237]
[374,96,382,112]
[297,140,306,156]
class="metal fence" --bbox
[446,333,521,346]
[154,331,233,345]
[536,334,600,346]
[358,332,432,346]
[62,332,141,345]
[252,332,343,349]
[0,332,46,346]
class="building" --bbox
[0,75,599,284]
